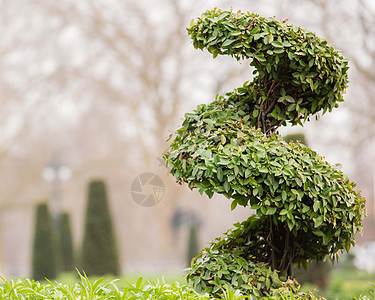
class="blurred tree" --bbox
[32,202,58,280]
[294,261,332,290]
[59,212,74,272]
[81,180,120,276]
[283,133,307,145]
[186,224,199,267]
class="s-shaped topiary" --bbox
[164,8,366,297]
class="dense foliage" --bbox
[187,8,349,133]
[284,133,332,290]
[32,203,58,281]
[164,7,366,295]
[81,180,120,276]
[186,238,288,297]
[186,216,324,299]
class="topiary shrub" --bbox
[32,202,58,281]
[164,8,366,297]
[59,212,74,272]
[81,180,120,276]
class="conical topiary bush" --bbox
[59,212,74,272]
[32,202,58,281]
[164,8,366,298]
[81,180,120,276]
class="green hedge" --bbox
[81,180,120,276]
[32,202,58,281]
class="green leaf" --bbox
[230,31,242,36]
[313,230,324,236]
[222,39,235,47]
[287,219,294,231]
[273,48,284,54]
[224,180,230,192]
[253,33,264,40]
[311,100,318,112]
[280,209,288,215]
[217,168,223,181]
[314,216,324,228]
[282,190,287,201]
[206,189,214,198]
[313,201,321,212]
[254,54,266,62]
[302,204,310,213]
[203,118,214,129]
[308,58,315,68]
[266,207,277,215]
[189,19,195,28]
[231,200,238,211]
[271,41,284,48]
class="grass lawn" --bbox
[295,266,375,300]
[1,267,375,299]
[53,270,187,286]
[319,267,375,300]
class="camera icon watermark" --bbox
[130,172,165,207]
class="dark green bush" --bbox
[81,180,120,276]
[59,212,74,272]
[32,202,58,280]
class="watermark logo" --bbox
[130,172,165,207]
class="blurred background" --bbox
[0,0,374,292]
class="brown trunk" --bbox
[268,220,294,278]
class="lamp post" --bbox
[42,158,71,224]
